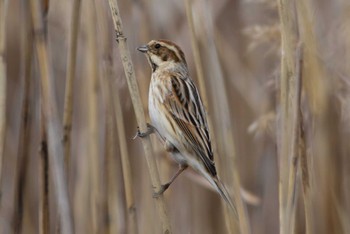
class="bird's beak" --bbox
[137,45,148,53]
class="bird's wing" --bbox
[163,72,216,176]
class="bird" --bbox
[137,39,238,218]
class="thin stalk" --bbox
[102,56,139,234]
[85,0,100,232]
[183,0,234,232]
[342,4,350,234]
[107,0,172,233]
[101,60,120,234]
[18,0,33,170]
[299,106,313,234]
[14,5,34,231]
[39,109,49,234]
[105,120,118,234]
[197,3,251,233]
[296,1,341,233]
[285,42,303,234]
[105,111,118,234]
[0,0,9,183]
[207,46,249,234]
[277,0,298,233]
[112,81,139,234]
[94,2,121,233]
[30,0,73,233]
[63,0,81,174]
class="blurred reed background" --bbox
[0,0,349,233]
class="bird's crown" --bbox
[137,39,187,70]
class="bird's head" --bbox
[137,39,187,71]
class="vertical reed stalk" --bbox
[39,111,49,234]
[111,79,139,234]
[14,5,34,231]
[342,4,350,234]
[30,0,73,233]
[101,60,120,234]
[85,0,100,232]
[0,0,8,183]
[285,42,303,233]
[297,1,341,233]
[206,47,248,234]
[105,115,118,234]
[299,105,312,234]
[107,1,172,233]
[277,0,298,232]
[196,4,251,233]
[63,0,81,174]
[183,0,234,232]
[94,1,122,232]
[19,0,33,168]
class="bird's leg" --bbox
[164,139,176,152]
[133,123,157,139]
[153,164,188,198]
[135,125,186,197]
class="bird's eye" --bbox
[155,43,161,49]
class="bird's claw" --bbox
[153,183,170,198]
[133,123,154,139]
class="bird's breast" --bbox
[148,77,169,138]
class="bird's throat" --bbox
[151,62,158,72]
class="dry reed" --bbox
[188,3,250,234]
[16,5,34,233]
[184,1,246,233]
[297,0,342,233]
[62,0,81,174]
[0,0,8,184]
[107,0,172,233]
[101,59,121,234]
[85,0,101,232]
[100,43,138,234]
[112,82,139,234]
[276,0,298,232]
[39,110,49,234]
[30,0,73,233]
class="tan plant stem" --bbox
[277,0,298,233]
[183,0,235,233]
[193,3,251,233]
[0,0,8,183]
[14,9,34,232]
[101,60,120,234]
[297,1,341,233]
[30,0,73,233]
[299,103,312,234]
[63,0,81,175]
[85,0,101,232]
[285,42,303,234]
[107,0,172,233]
[112,85,139,234]
[39,111,49,234]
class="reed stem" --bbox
[30,0,73,232]
[107,0,172,233]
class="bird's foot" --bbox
[164,140,177,152]
[153,183,170,198]
[133,123,154,139]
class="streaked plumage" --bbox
[137,39,237,217]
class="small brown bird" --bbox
[137,39,237,217]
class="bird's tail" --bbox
[213,176,239,219]
[191,160,239,219]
